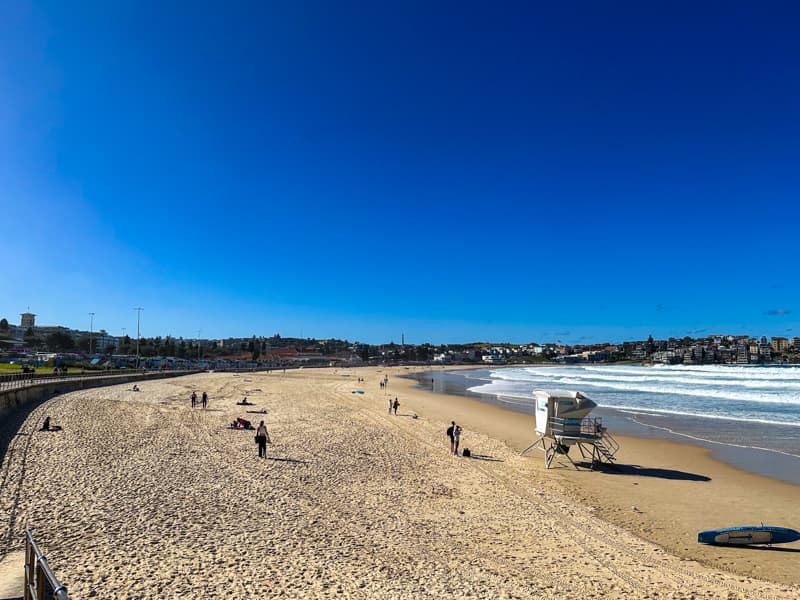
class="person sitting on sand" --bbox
[132,384,140,392]
[39,417,62,432]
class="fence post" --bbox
[23,535,32,600]
[24,529,69,600]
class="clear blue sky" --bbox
[2,1,798,344]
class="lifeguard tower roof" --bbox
[533,389,597,436]
[534,389,592,400]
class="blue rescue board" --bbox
[698,526,800,545]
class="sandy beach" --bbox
[0,367,798,599]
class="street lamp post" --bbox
[197,329,201,362]
[133,307,143,368]
[88,312,95,355]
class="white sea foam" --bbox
[507,371,800,390]
[582,364,800,381]
[611,405,800,428]
[548,377,800,405]
[618,414,800,459]
[466,364,800,429]
[479,375,800,405]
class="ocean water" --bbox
[411,365,800,483]
[468,364,800,428]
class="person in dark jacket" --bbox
[446,421,456,455]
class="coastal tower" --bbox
[20,312,36,329]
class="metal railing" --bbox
[549,416,602,438]
[0,368,199,392]
[24,529,69,600]
[549,415,620,465]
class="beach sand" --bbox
[0,367,797,598]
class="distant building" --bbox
[736,343,749,364]
[771,337,789,353]
[698,345,713,363]
[481,354,505,364]
[652,350,677,364]
[717,347,736,363]
[20,312,36,329]
[93,330,118,352]
[682,347,696,364]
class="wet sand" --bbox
[393,367,800,587]
[0,367,797,598]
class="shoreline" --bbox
[390,366,800,586]
[403,366,800,486]
[0,367,797,596]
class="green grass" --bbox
[0,364,83,374]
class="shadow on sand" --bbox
[0,397,49,467]
[739,544,800,553]
[583,462,711,481]
[466,454,504,462]
[266,456,308,465]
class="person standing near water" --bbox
[446,421,456,455]
[201,391,208,409]
[191,391,197,408]
[388,397,393,414]
[256,420,270,458]
[392,398,399,415]
[453,425,462,456]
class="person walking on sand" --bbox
[201,391,208,409]
[453,425,462,456]
[392,398,399,415]
[191,391,197,408]
[446,421,456,455]
[388,396,393,414]
[256,420,270,458]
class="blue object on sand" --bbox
[351,390,365,394]
[697,526,800,545]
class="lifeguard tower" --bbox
[519,389,619,469]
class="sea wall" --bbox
[0,371,196,418]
